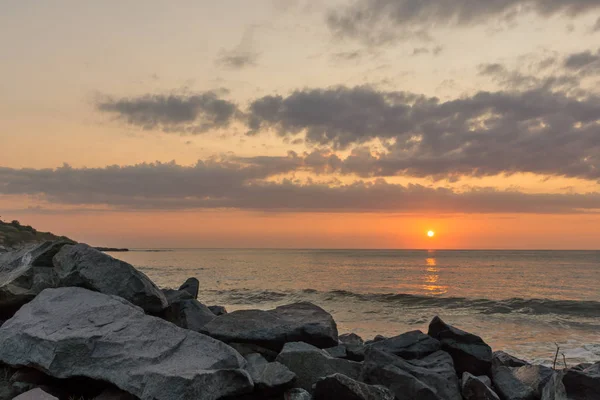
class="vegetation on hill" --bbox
[0,218,74,250]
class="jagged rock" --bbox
[325,344,347,359]
[230,342,279,362]
[276,342,362,391]
[0,241,68,317]
[340,333,366,361]
[492,364,554,400]
[13,388,58,400]
[492,351,530,368]
[162,288,193,303]
[313,373,395,400]
[284,388,312,400]
[161,296,215,332]
[245,353,296,395]
[178,277,199,299]
[541,371,567,400]
[201,302,338,351]
[360,347,462,400]
[53,244,168,313]
[562,361,600,400]
[208,305,227,316]
[367,330,441,360]
[428,316,492,376]
[462,372,500,400]
[340,333,364,346]
[365,335,388,345]
[0,287,253,400]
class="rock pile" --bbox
[0,241,598,399]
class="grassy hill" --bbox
[0,219,74,250]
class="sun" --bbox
[427,230,435,238]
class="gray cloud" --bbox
[564,49,600,75]
[97,92,240,133]
[593,16,600,32]
[327,0,600,44]
[216,51,260,69]
[1,162,599,214]
[412,46,444,56]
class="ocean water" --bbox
[110,249,600,365]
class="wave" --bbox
[207,288,600,318]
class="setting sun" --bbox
[427,230,435,238]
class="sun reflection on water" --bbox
[423,256,448,295]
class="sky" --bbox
[1,0,600,249]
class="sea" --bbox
[109,248,600,366]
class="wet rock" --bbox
[428,316,492,376]
[0,241,68,317]
[492,364,554,400]
[462,372,500,400]
[0,287,253,400]
[360,347,462,400]
[492,351,530,368]
[13,388,58,400]
[367,330,441,360]
[284,388,312,400]
[208,305,228,316]
[201,302,338,351]
[53,244,168,313]
[562,361,600,400]
[245,353,296,395]
[313,373,395,400]
[178,277,199,299]
[276,342,362,391]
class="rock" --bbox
[0,241,68,317]
[53,244,168,313]
[340,333,366,361]
[492,364,554,400]
[562,361,600,400]
[276,342,362,392]
[462,372,500,400]
[208,305,227,316]
[367,330,441,360]
[201,302,338,351]
[492,351,530,368]
[178,277,199,299]
[428,316,492,376]
[340,333,364,346]
[0,365,18,399]
[313,373,395,400]
[161,297,216,332]
[477,375,493,388]
[162,288,193,303]
[325,344,347,359]
[93,388,138,400]
[284,388,312,400]
[541,371,567,400]
[360,347,462,400]
[245,353,296,395]
[365,335,388,345]
[13,388,58,400]
[0,287,253,400]
[229,342,279,362]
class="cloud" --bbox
[564,49,600,75]
[327,0,600,44]
[96,92,240,133]
[593,16,600,32]
[412,46,444,56]
[1,162,599,214]
[215,26,260,69]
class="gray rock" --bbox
[428,316,492,376]
[229,342,279,362]
[340,333,366,361]
[492,365,544,400]
[178,277,199,299]
[0,287,253,400]
[0,241,68,315]
[325,344,347,359]
[493,351,530,368]
[339,333,364,346]
[562,361,600,400]
[365,335,388,345]
[477,375,493,388]
[284,388,312,400]
[161,297,216,332]
[276,342,362,392]
[162,288,193,303]
[208,305,227,316]
[313,373,395,400]
[201,302,338,351]
[541,371,567,400]
[93,388,138,400]
[360,347,462,400]
[245,353,296,394]
[13,388,58,400]
[462,372,500,400]
[367,330,441,360]
[53,244,168,313]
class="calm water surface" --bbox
[111,249,600,365]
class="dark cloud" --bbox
[97,92,240,133]
[564,49,600,75]
[327,0,600,44]
[593,16,600,32]
[1,163,599,214]
[477,62,580,91]
[216,51,260,69]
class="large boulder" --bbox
[562,362,600,400]
[276,342,362,392]
[462,372,500,400]
[0,287,253,400]
[313,373,394,400]
[428,316,492,376]
[492,351,529,368]
[201,302,338,351]
[53,244,168,313]
[492,364,554,400]
[13,388,58,400]
[161,288,215,332]
[245,353,296,395]
[339,333,366,361]
[361,347,462,400]
[178,277,199,299]
[541,371,567,400]
[284,388,312,400]
[367,330,441,360]
[0,241,68,317]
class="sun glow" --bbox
[427,230,435,238]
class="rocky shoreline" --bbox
[0,241,598,400]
